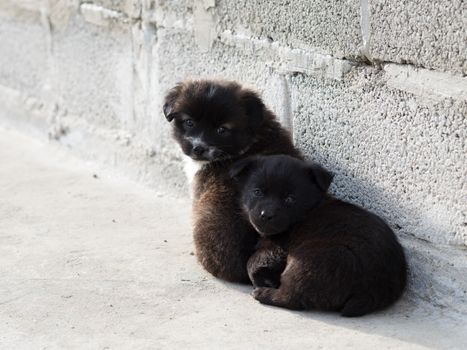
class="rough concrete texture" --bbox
[290,69,466,246]
[0,1,188,196]
[0,0,466,318]
[0,17,48,96]
[51,16,133,129]
[369,0,467,75]
[215,0,362,59]
[1,126,467,349]
[85,0,141,18]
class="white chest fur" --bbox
[183,156,208,185]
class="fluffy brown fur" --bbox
[163,80,301,283]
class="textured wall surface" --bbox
[0,0,466,313]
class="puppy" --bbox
[230,155,407,316]
[163,80,301,283]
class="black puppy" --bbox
[163,80,301,283]
[230,155,407,316]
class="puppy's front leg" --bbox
[247,238,287,288]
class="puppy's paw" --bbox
[252,287,275,304]
[249,267,281,288]
[263,278,280,288]
[251,276,280,289]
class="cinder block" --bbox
[290,69,467,247]
[153,28,298,127]
[88,0,141,18]
[215,0,363,59]
[0,17,48,96]
[369,0,467,75]
[49,15,134,130]
[0,1,41,21]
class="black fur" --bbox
[232,155,407,316]
[163,81,266,162]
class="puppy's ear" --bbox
[163,84,183,122]
[240,89,265,129]
[307,163,333,192]
[229,157,258,181]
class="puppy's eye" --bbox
[217,126,229,135]
[184,119,194,128]
[284,195,296,205]
[253,189,264,197]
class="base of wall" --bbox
[1,87,466,316]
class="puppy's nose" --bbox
[260,210,275,221]
[192,145,206,156]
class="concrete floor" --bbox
[0,126,466,350]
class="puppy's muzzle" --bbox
[192,145,206,157]
[190,143,226,161]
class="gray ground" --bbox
[0,126,466,350]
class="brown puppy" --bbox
[230,155,407,316]
[163,80,301,283]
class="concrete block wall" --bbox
[0,1,466,313]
